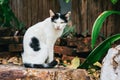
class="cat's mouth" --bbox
[55,27,61,30]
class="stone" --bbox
[0,64,92,80]
[100,45,120,80]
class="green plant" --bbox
[80,34,120,69]
[64,0,71,3]
[91,11,120,48]
[61,25,75,38]
[79,11,120,69]
[0,0,24,32]
[111,0,118,4]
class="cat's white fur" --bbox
[22,10,71,67]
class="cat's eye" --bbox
[61,22,65,24]
[54,21,57,23]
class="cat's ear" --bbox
[65,11,71,20]
[49,10,55,17]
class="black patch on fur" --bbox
[48,60,58,67]
[24,63,44,68]
[51,13,59,22]
[60,14,68,22]
[51,13,68,23]
[23,60,58,68]
[30,37,40,51]
[23,63,33,68]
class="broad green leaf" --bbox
[80,34,120,69]
[91,11,120,48]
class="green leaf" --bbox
[80,34,120,69]
[91,11,120,48]
[111,0,118,4]
[0,0,9,5]
[61,25,75,38]
[64,0,70,3]
[0,0,24,30]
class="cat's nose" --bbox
[56,26,60,30]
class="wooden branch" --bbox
[9,44,23,52]
[0,64,92,80]
[0,36,23,45]
[54,46,74,56]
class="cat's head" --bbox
[49,10,71,30]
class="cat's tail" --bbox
[23,60,58,68]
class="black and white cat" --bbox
[22,10,71,68]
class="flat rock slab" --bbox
[0,64,92,80]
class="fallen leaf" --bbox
[93,62,102,68]
[67,57,80,69]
